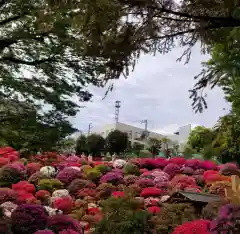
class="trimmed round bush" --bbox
[0,166,22,187]
[86,169,102,182]
[11,204,48,234]
[38,179,64,193]
[47,215,83,233]
[0,188,17,204]
[68,179,94,196]
[95,164,112,174]
[123,163,140,176]
[56,167,82,185]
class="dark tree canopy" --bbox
[85,134,105,156]
[75,135,88,155]
[76,0,240,112]
[106,130,129,154]
[0,99,76,154]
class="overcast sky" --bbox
[70,45,230,135]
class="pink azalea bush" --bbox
[1,146,239,233]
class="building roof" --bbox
[166,191,222,204]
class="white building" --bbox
[91,122,191,149]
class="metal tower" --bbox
[115,100,121,123]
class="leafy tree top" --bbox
[187,126,214,152]
[0,0,121,118]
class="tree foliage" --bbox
[187,126,214,152]
[85,134,105,156]
[147,137,161,156]
[106,130,129,154]
[75,135,87,155]
[0,0,128,148]
[62,0,240,112]
[0,100,76,154]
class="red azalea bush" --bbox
[171,219,211,234]
[53,197,74,214]
[12,181,36,194]
[1,146,240,233]
[147,206,161,214]
[140,187,162,197]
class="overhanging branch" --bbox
[0,56,55,65]
[0,14,27,26]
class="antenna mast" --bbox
[115,100,121,123]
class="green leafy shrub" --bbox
[138,150,153,158]
[96,183,116,199]
[81,165,92,174]
[94,197,153,234]
[152,203,197,234]
[95,164,112,174]
[86,169,102,182]
[0,166,22,187]
[37,179,64,193]
[123,163,140,176]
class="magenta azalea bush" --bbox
[1,147,240,233]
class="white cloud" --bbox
[71,45,230,135]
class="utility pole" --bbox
[140,119,148,149]
[88,123,92,135]
[141,119,148,134]
[115,100,121,123]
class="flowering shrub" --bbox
[208,181,232,196]
[163,163,181,179]
[1,146,240,233]
[181,166,194,175]
[12,181,36,194]
[123,175,138,185]
[112,191,125,198]
[40,166,56,177]
[171,219,211,234]
[47,215,83,233]
[152,203,197,234]
[0,166,22,187]
[67,179,94,196]
[169,175,196,189]
[169,157,185,165]
[147,206,161,214]
[34,230,55,234]
[26,163,42,176]
[135,178,155,188]
[140,187,162,197]
[56,167,82,185]
[53,196,74,214]
[113,159,127,169]
[11,204,48,234]
[28,172,51,185]
[100,172,123,185]
[210,204,240,234]
[201,200,228,220]
[0,188,17,204]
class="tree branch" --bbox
[0,14,26,26]
[150,4,240,25]
[143,22,239,41]
[0,56,54,65]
